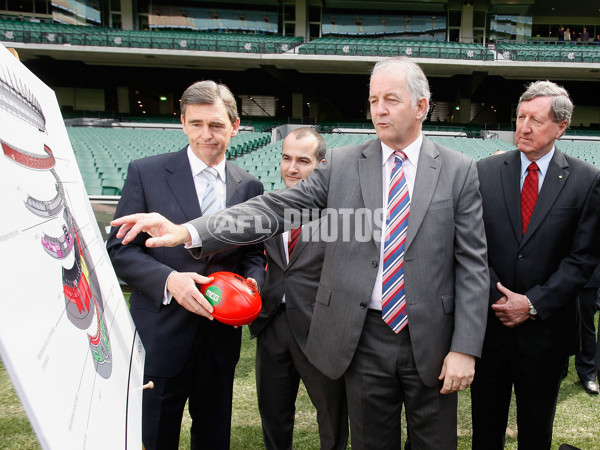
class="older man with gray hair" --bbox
[473,80,600,449]
[111,57,490,449]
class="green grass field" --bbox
[2,326,600,449]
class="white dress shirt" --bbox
[520,146,554,193]
[164,147,226,304]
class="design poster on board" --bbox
[0,43,144,450]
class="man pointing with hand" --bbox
[112,58,489,449]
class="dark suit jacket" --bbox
[249,219,325,352]
[477,149,600,358]
[193,137,489,386]
[107,148,266,378]
[584,263,600,289]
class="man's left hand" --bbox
[491,282,532,327]
[439,351,475,394]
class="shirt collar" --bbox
[187,145,227,181]
[381,133,423,169]
[520,146,554,179]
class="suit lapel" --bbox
[273,235,287,265]
[225,162,243,207]
[406,138,440,250]
[358,140,384,252]
[166,148,201,222]
[501,151,523,243]
[266,236,286,268]
[287,219,320,266]
[521,149,569,246]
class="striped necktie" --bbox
[288,227,302,259]
[382,151,410,333]
[201,167,219,215]
[521,162,539,235]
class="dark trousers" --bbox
[575,287,600,382]
[471,332,567,450]
[141,328,236,450]
[345,310,457,450]
[256,305,348,450]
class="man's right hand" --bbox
[167,272,215,319]
[111,212,191,247]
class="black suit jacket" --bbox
[107,148,266,377]
[249,219,325,352]
[584,263,600,289]
[477,149,600,358]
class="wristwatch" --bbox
[526,297,537,316]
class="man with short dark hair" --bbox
[107,80,266,450]
[252,127,348,450]
[473,80,600,449]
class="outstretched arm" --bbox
[111,212,192,247]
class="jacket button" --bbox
[359,302,367,308]
[517,254,523,261]
[372,260,378,268]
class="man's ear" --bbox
[231,118,240,137]
[556,120,568,139]
[416,98,429,121]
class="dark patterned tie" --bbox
[521,162,539,235]
[382,151,410,333]
[288,227,302,258]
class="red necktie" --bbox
[288,227,301,258]
[521,162,539,235]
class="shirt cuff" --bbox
[163,271,175,305]
[183,222,202,248]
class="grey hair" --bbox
[180,80,238,124]
[371,56,431,122]
[285,127,327,161]
[518,80,573,126]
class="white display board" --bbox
[0,43,145,449]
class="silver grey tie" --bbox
[201,167,219,215]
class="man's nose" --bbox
[199,125,212,139]
[372,100,387,115]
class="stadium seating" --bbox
[428,136,516,159]
[496,42,600,62]
[0,18,302,54]
[298,37,494,60]
[68,124,600,195]
[68,127,271,193]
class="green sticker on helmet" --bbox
[204,285,222,306]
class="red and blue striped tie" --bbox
[382,151,410,333]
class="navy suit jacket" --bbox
[477,149,600,358]
[584,263,600,289]
[107,148,266,377]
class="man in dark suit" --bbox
[472,80,600,449]
[110,57,489,449]
[574,264,600,394]
[106,80,266,450]
[253,127,348,450]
